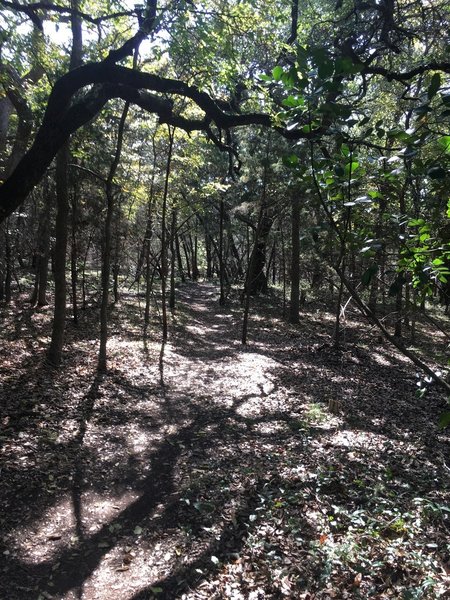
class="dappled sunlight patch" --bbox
[371,351,396,367]
[252,420,290,436]
[7,496,76,562]
[1,282,448,599]
[328,428,389,450]
[7,490,143,564]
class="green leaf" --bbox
[272,66,283,81]
[318,59,334,79]
[282,95,302,108]
[283,154,299,168]
[296,45,308,69]
[428,73,441,99]
[438,410,450,429]
[344,161,359,176]
[340,144,350,157]
[438,136,450,153]
[432,258,445,266]
[150,587,163,594]
[282,67,298,87]
[408,218,425,227]
[335,56,362,75]
[362,264,378,285]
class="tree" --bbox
[0,0,449,390]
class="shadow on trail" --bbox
[1,282,448,599]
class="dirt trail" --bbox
[0,282,448,599]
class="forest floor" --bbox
[0,281,449,600]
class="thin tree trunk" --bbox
[81,231,92,310]
[98,103,129,372]
[191,233,199,281]
[182,236,191,279]
[289,194,300,324]
[160,127,174,341]
[175,233,185,282]
[219,198,225,305]
[395,185,407,338]
[37,199,50,306]
[280,221,287,318]
[169,208,176,310]
[47,144,70,365]
[144,149,157,329]
[4,219,12,303]
[71,184,78,323]
[112,206,121,304]
[47,1,82,365]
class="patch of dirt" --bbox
[0,282,449,599]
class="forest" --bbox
[0,0,449,598]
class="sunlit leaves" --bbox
[438,136,450,154]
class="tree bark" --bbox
[289,194,300,324]
[219,198,225,305]
[98,103,129,372]
[169,208,176,310]
[47,144,70,365]
[47,0,83,365]
[160,127,174,342]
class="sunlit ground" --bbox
[0,283,448,599]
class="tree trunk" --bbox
[182,236,191,279]
[280,222,287,318]
[289,194,300,324]
[175,233,185,283]
[247,207,274,295]
[160,127,174,342]
[4,219,12,303]
[169,208,176,310]
[219,198,225,305]
[47,144,70,365]
[191,233,199,281]
[47,1,82,365]
[33,198,50,307]
[144,179,156,328]
[205,227,213,279]
[70,184,79,322]
[98,103,129,372]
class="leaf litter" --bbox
[0,282,449,599]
